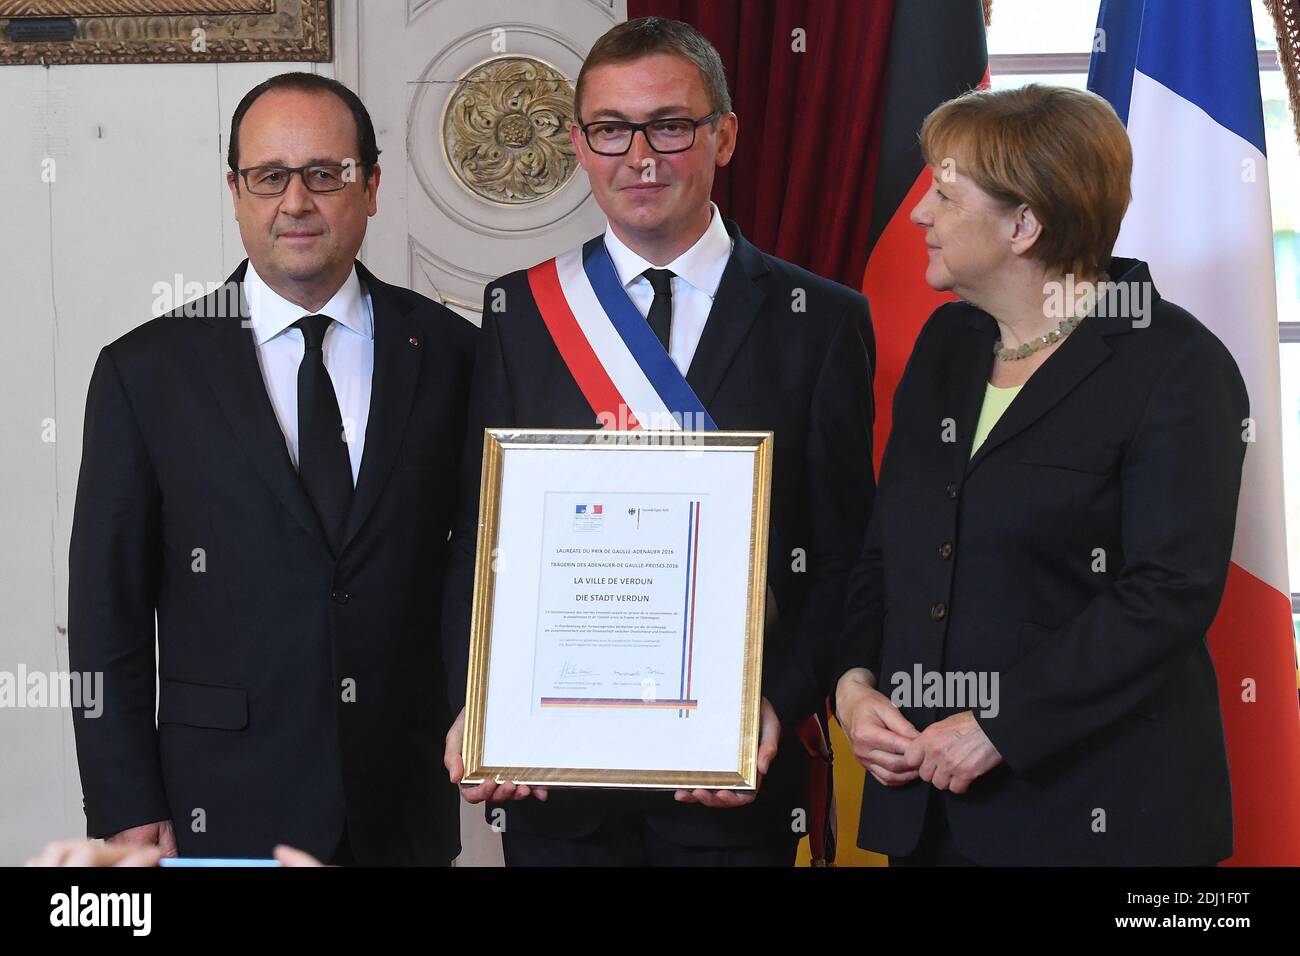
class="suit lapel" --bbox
[197,262,332,555]
[966,310,1115,475]
[944,307,998,472]
[685,222,770,408]
[340,263,422,553]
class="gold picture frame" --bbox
[0,0,330,66]
[462,429,773,790]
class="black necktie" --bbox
[642,268,675,352]
[296,314,353,552]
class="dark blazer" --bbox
[68,260,476,864]
[831,258,1247,865]
[443,221,875,848]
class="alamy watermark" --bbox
[151,275,251,324]
[50,886,150,935]
[890,665,999,719]
[592,405,711,451]
[0,666,102,717]
[1044,274,1153,329]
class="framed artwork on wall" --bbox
[0,0,331,65]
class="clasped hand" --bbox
[834,668,1002,794]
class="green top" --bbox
[970,383,1023,458]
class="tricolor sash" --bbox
[527,236,717,432]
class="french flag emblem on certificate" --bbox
[573,503,604,532]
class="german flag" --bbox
[863,1,990,470]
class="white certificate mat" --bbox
[462,430,772,790]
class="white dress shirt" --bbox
[244,261,374,486]
[603,202,734,375]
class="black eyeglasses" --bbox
[236,163,367,196]
[578,112,720,156]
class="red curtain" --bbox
[626,0,894,290]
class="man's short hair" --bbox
[227,72,381,183]
[574,16,732,121]
[919,84,1133,278]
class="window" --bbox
[989,0,1300,639]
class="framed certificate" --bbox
[461,429,773,791]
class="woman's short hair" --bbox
[919,84,1133,278]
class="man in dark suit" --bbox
[442,17,875,865]
[69,73,475,865]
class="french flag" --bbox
[1090,0,1300,865]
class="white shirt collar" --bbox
[603,202,733,299]
[244,260,372,346]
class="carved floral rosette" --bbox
[442,55,578,205]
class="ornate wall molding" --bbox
[407,0,618,28]
[409,235,495,315]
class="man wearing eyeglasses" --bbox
[68,73,475,865]
[442,17,875,866]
